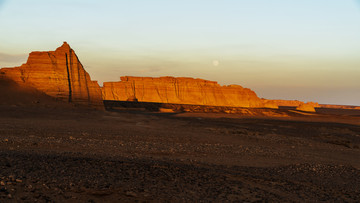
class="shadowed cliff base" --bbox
[0,78,74,108]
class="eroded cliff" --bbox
[0,42,103,109]
[102,76,277,108]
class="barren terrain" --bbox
[0,102,359,202]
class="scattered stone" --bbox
[125,191,137,197]
[8,175,15,181]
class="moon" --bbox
[212,60,219,66]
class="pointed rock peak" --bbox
[55,41,72,52]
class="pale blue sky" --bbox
[0,0,359,105]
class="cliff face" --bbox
[102,76,276,108]
[0,42,103,109]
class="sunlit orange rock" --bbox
[266,99,320,110]
[296,102,316,112]
[260,99,280,109]
[0,42,103,109]
[268,100,305,107]
[102,76,277,108]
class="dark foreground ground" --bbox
[0,104,359,202]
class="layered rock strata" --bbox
[0,42,103,109]
[102,76,277,108]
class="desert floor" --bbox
[0,104,359,202]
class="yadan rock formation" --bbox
[296,103,316,112]
[263,99,320,112]
[1,42,333,112]
[102,76,278,108]
[269,100,319,108]
[0,42,103,109]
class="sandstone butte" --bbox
[0,42,103,109]
[102,76,278,108]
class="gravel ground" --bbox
[0,105,359,202]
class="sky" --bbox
[0,0,359,105]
